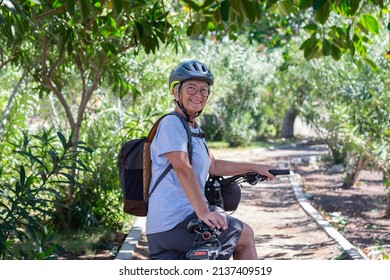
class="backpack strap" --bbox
[166,111,193,163]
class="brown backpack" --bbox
[118,112,193,216]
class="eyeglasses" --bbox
[183,84,210,97]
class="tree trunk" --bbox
[343,153,368,188]
[281,106,299,139]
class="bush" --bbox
[0,131,90,259]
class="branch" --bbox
[41,40,75,128]
[34,5,65,19]
[42,77,76,129]
[74,59,104,144]
[0,57,14,70]
[0,70,27,140]
[82,0,108,33]
[74,55,87,100]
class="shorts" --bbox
[146,206,243,260]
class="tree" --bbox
[0,0,181,226]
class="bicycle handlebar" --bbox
[269,169,291,176]
[219,169,290,187]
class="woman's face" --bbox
[175,80,210,116]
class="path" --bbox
[116,142,367,260]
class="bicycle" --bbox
[186,169,290,260]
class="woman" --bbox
[146,60,275,260]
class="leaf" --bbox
[58,172,76,184]
[322,39,332,56]
[102,42,118,55]
[77,146,94,153]
[113,0,123,14]
[15,151,48,172]
[303,35,320,60]
[331,45,342,60]
[134,21,143,38]
[49,150,59,164]
[362,57,379,71]
[67,0,75,16]
[239,0,258,23]
[303,22,319,31]
[57,131,67,150]
[218,0,230,22]
[129,83,142,101]
[315,1,330,24]
[230,0,241,15]
[75,159,89,171]
[279,0,294,16]
[313,0,327,10]
[347,0,361,15]
[79,0,96,23]
[299,0,313,10]
[347,21,355,41]
[19,165,26,189]
[360,15,380,35]
[266,0,279,9]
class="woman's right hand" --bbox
[199,210,228,231]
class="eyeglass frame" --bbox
[178,82,211,97]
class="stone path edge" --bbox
[290,171,367,260]
[115,172,368,260]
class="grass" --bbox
[53,216,134,259]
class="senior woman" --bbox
[146,60,275,260]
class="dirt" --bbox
[295,162,390,259]
[60,140,390,260]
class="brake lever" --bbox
[244,172,267,185]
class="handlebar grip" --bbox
[269,169,290,176]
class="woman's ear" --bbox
[172,85,179,100]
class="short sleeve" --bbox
[153,115,189,157]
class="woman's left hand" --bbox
[254,164,275,181]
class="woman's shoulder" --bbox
[160,113,184,127]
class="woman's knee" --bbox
[237,222,255,246]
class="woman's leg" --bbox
[233,222,258,260]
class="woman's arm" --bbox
[165,150,227,230]
[208,151,275,180]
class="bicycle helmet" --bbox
[169,60,214,94]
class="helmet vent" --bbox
[192,62,199,71]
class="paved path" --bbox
[115,142,367,260]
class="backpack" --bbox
[118,112,195,217]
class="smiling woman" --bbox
[144,60,276,260]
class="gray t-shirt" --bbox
[146,115,210,234]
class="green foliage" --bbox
[0,130,90,259]
[195,40,285,146]
[298,46,389,189]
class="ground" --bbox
[295,162,390,259]
[59,141,390,260]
